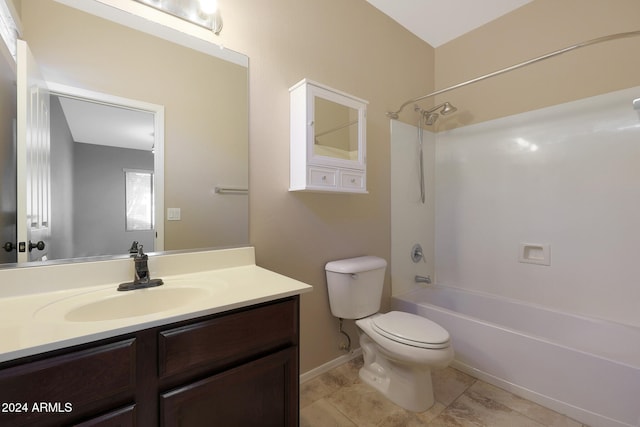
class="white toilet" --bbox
[325,256,453,412]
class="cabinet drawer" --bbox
[308,167,337,187]
[159,299,297,379]
[340,171,365,189]
[0,339,136,427]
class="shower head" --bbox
[425,102,457,115]
[417,101,458,125]
[424,113,439,126]
[439,102,457,115]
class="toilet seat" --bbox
[372,311,450,349]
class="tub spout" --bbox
[415,275,432,284]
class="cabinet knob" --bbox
[350,178,356,183]
[322,175,327,181]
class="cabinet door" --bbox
[0,339,136,427]
[72,405,135,427]
[161,347,298,427]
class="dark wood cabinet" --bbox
[0,297,299,426]
[161,347,297,427]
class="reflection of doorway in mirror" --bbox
[16,40,51,263]
[46,84,164,260]
[0,28,17,264]
[313,97,359,161]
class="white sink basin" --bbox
[64,287,210,322]
[34,279,228,323]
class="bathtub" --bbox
[392,286,640,427]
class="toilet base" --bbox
[359,332,435,412]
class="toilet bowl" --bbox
[325,256,454,412]
[356,311,454,412]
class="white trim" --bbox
[48,82,165,252]
[299,348,362,384]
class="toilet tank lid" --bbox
[325,256,387,273]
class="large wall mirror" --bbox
[0,0,249,267]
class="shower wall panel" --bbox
[434,86,640,328]
[390,120,436,297]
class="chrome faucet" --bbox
[118,245,164,291]
[128,240,140,256]
[415,275,432,284]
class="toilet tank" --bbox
[325,256,387,319]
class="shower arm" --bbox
[386,30,640,119]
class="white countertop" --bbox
[0,247,312,363]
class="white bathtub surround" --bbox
[390,86,640,427]
[390,120,436,296]
[393,286,640,427]
[435,86,640,329]
[0,246,312,362]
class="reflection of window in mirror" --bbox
[125,169,154,231]
[313,97,359,161]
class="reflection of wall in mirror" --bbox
[314,97,358,160]
[49,96,155,260]
[20,0,249,253]
[0,36,16,264]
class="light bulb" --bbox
[199,0,218,14]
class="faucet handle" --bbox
[411,244,426,263]
[129,241,139,255]
[136,244,147,259]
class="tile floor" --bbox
[300,356,588,427]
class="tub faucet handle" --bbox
[411,244,426,263]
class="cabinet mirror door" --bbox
[313,97,359,162]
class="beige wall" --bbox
[212,0,435,373]
[434,0,640,129]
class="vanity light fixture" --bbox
[199,0,218,14]
[0,0,19,60]
[134,0,223,35]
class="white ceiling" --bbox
[366,0,533,47]
[57,96,155,151]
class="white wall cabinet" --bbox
[289,79,368,193]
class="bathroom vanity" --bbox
[0,247,311,426]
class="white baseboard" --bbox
[300,348,363,384]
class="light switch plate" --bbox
[167,208,181,221]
